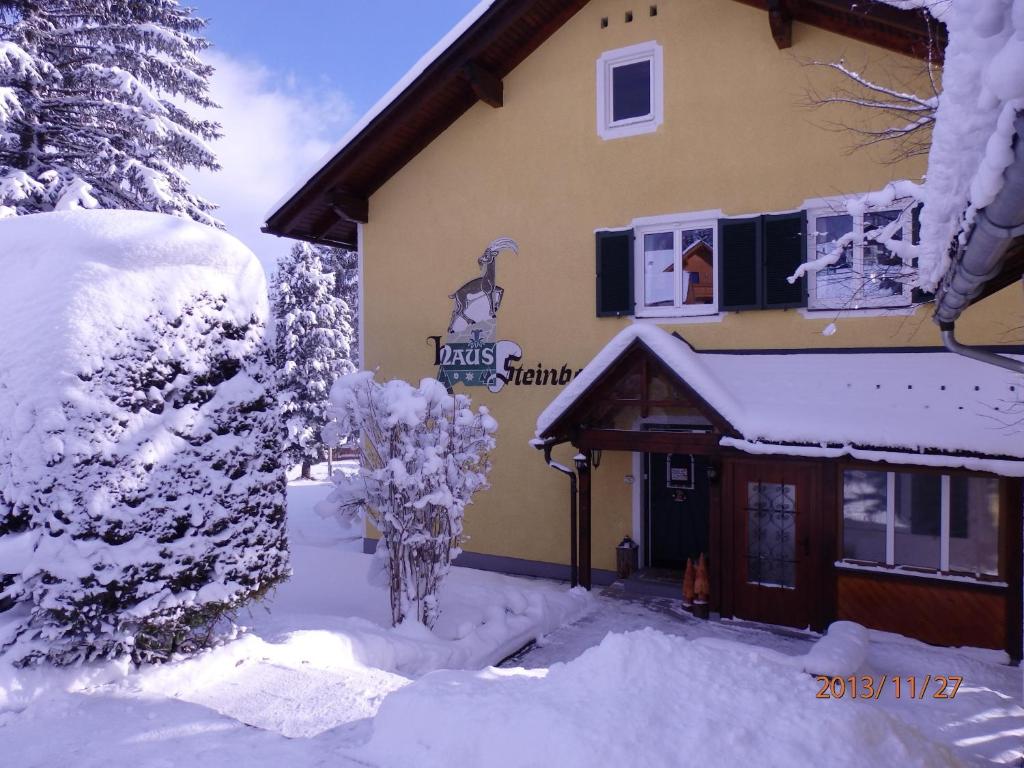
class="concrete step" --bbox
[622,569,686,600]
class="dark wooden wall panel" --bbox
[837,571,1007,651]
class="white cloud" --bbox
[187,51,356,275]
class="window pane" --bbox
[746,481,796,589]
[680,228,714,305]
[611,60,651,121]
[843,470,887,562]
[862,210,905,300]
[813,214,854,303]
[949,476,1000,576]
[893,473,941,569]
[643,232,674,307]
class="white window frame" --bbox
[633,212,719,318]
[805,199,913,311]
[841,470,999,580]
[596,41,663,141]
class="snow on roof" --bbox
[0,210,266,449]
[264,0,497,223]
[883,1,1024,290]
[536,324,1024,474]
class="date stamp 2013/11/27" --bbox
[815,675,962,700]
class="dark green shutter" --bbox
[909,203,934,304]
[718,217,761,310]
[596,230,634,317]
[762,211,807,308]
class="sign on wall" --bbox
[434,237,522,393]
[428,237,582,393]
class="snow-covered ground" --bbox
[2,462,1021,766]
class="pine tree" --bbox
[271,242,357,477]
[331,246,360,368]
[0,0,220,223]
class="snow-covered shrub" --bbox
[319,373,496,627]
[0,210,289,666]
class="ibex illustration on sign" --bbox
[447,237,519,333]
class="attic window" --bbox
[596,41,663,140]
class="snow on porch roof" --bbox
[535,324,1024,476]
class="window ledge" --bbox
[800,306,918,319]
[834,560,1006,588]
[599,118,661,141]
[633,313,725,325]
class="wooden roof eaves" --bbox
[732,0,946,61]
[264,0,589,241]
[264,0,944,247]
[260,225,357,251]
[540,338,740,442]
[969,235,1024,306]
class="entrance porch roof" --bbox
[535,325,1024,476]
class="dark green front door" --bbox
[646,453,710,569]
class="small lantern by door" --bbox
[616,536,639,579]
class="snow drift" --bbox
[360,629,961,768]
[0,210,289,665]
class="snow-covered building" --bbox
[265,0,1021,659]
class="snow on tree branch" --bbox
[873,0,1024,291]
[0,0,221,224]
[801,57,939,163]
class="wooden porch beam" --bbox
[577,428,721,454]
[768,0,793,49]
[577,453,592,590]
[460,61,503,108]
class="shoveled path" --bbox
[501,582,815,669]
[502,583,1024,767]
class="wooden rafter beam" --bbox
[768,0,793,49]
[460,61,503,108]
[732,0,945,62]
[328,190,369,224]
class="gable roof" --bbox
[262,0,945,250]
[536,324,1024,475]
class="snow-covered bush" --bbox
[319,373,496,627]
[270,242,357,477]
[0,210,289,666]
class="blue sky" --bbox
[186,1,482,272]
[199,1,480,117]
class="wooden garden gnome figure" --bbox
[682,558,695,606]
[694,554,709,603]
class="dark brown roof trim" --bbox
[734,0,946,61]
[264,0,945,250]
[264,0,589,248]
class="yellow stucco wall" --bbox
[360,0,1021,572]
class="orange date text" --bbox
[814,675,962,700]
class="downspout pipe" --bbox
[935,112,1024,372]
[939,323,1024,374]
[533,438,578,588]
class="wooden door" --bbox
[731,462,816,628]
